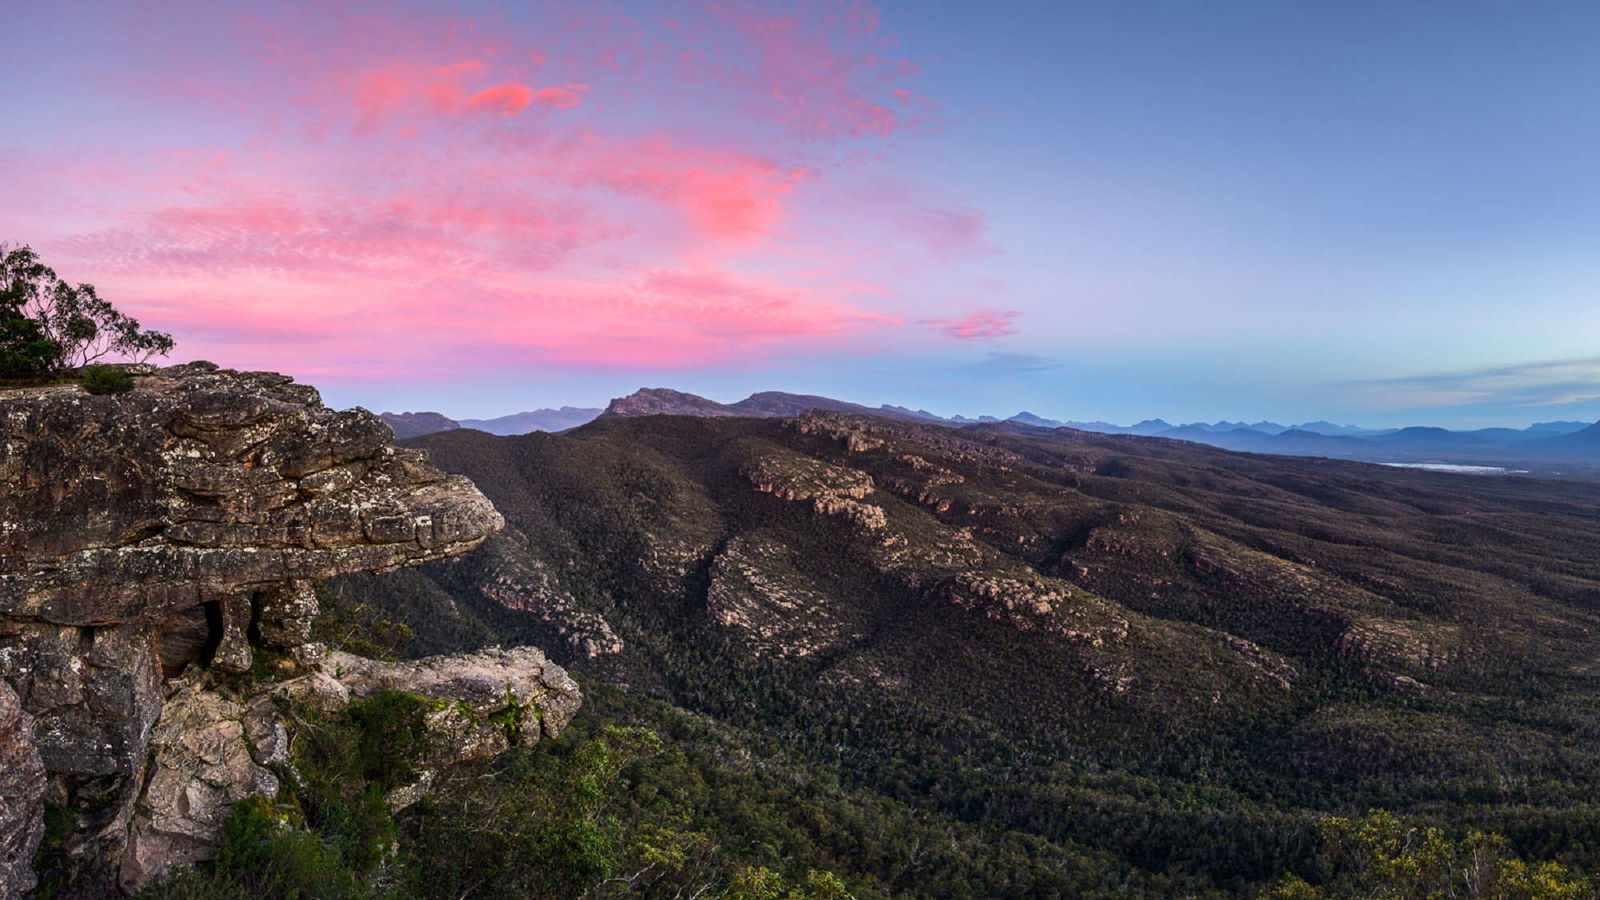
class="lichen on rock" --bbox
[0,363,578,896]
[0,680,46,900]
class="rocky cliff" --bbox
[0,363,580,896]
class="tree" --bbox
[0,243,174,377]
[1266,810,1595,899]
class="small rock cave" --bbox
[153,601,223,679]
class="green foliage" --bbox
[310,579,415,660]
[401,723,670,898]
[322,413,1600,896]
[0,242,173,378]
[287,690,431,873]
[30,802,84,900]
[80,363,134,394]
[1266,810,1595,899]
[138,798,370,900]
[725,867,853,899]
[142,694,435,898]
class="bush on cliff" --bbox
[81,364,135,394]
[137,797,370,900]
[0,242,174,378]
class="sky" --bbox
[6,0,1600,427]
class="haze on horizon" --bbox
[7,0,1600,429]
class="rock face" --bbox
[120,646,581,888]
[0,681,46,899]
[0,363,575,895]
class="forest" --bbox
[137,410,1600,898]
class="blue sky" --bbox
[6,0,1600,427]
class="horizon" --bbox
[368,381,1599,433]
[11,1,1600,428]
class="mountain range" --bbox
[383,388,1600,476]
[381,406,604,438]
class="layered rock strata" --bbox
[0,363,576,896]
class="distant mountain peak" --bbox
[459,407,603,435]
[602,388,737,418]
[380,411,460,439]
[600,388,951,423]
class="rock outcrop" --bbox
[0,363,577,896]
[120,646,581,888]
[0,681,46,899]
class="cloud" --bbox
[691,0,928,137]
[530,83,588,109]
[923,308,1020,339]
[13,0,999,380]
[114,262,898,376]
[904,207,995,258]
[466,83,536,116]
[1344,356,1600,409]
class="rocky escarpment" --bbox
[0,363,579,896]
[120,645,579,887]
[0,682,46,898]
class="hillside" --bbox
[332,410,1600,894]
[379,410,460,439]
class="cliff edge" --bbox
[0,363,579,895]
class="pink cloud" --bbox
[556,135,806,240]
[11,0,999,380]
[925,308,1020,339]
[531,83,589,109]
[466,83,535,116]
[345,61,563,124]
[106,261,896,375]
[906,207,996,258]
[693,0,925,137]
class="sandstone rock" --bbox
[255,580,319,649]
[0,363,518,893]
[741,452,888,530]
[120,679,280,890]
[472,533,625,659]
[114,645,583,889]
[0,364,503,629]
[705,536,856,659]
[0,680,46,900]
[324,645,582,742]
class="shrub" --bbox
[1265,810,1596,898]
[81,365,135,395]
[137,797,369,900]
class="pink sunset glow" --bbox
[4,0,1004,383]
[926,308,1020,340]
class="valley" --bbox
[333,407,1600,895]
